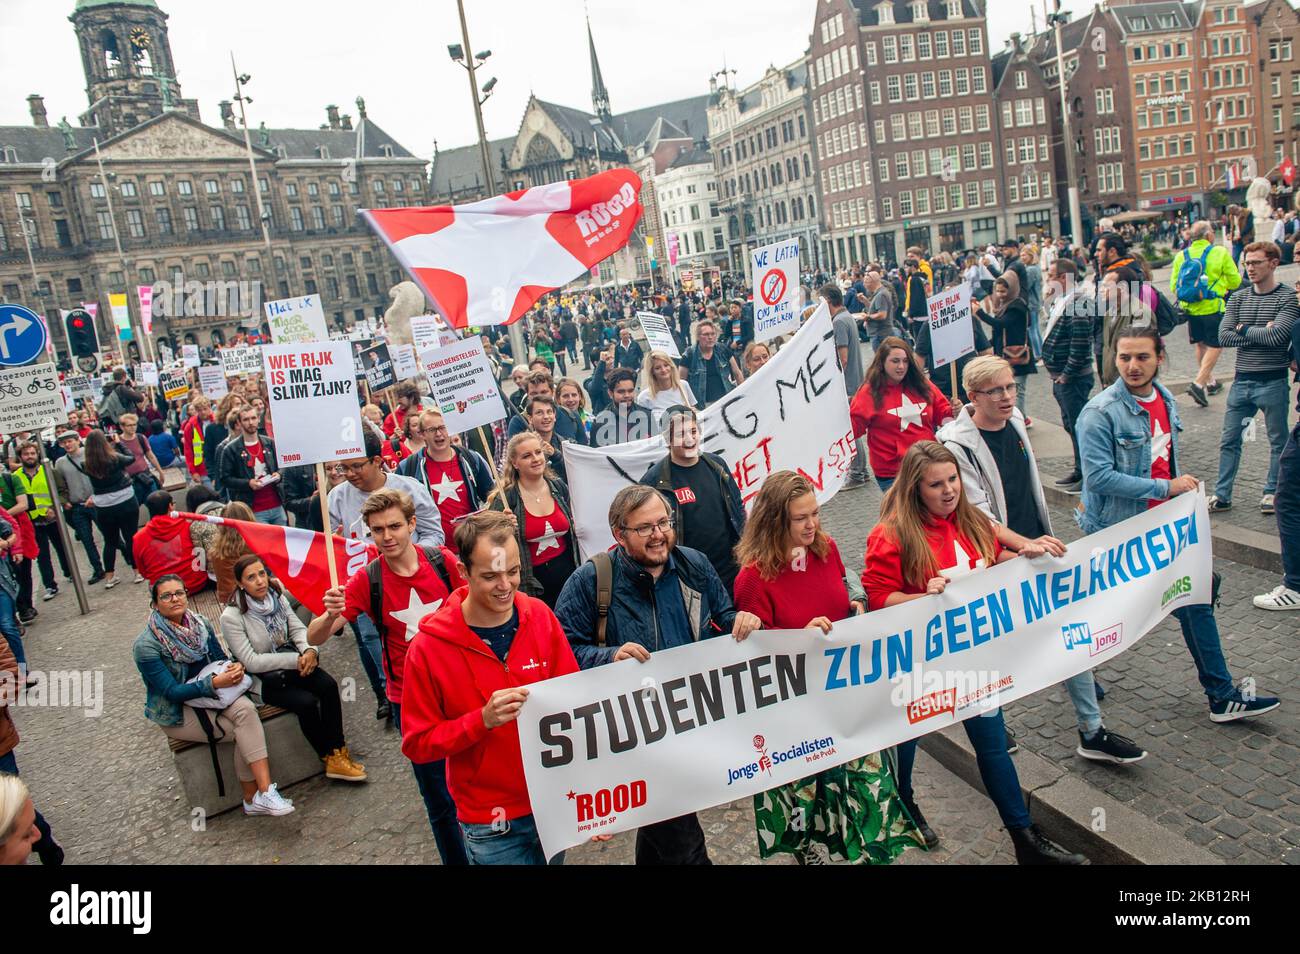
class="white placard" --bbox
[181,344,200,368]
[926,284,975,370]
[263,342,365,466]
[159,364,190,401]
[0,363,64,432]
[137,361,160,387]
[60,385,76,417]
[519,491,1211,860]
[392,344,418,382]
[220,345,263,377]
[635,311,681,359]
[264,294,329,344]
[750,237,801,343]
[198,364,229,399]
[419,337,508,435]
[65,374,95,401]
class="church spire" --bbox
[588,15,612,124]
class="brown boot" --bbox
[324,747,367,782]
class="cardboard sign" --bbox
[410,314,459,354]
[750,238,801,343]
[159,364,191,401]
[360,342,397,393]
[263,342,365,466]
[198,364,229,399]
[392,344,418,382]
[137,361,160,387]
[265,294,329,344]
[419,337,507,435]
[636,311,681,359]
[64,374,95,401]
[0,362,65,433]
[925,284,975,370]
[181,344,200,368]
[220,345,263,377]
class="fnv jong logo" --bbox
[1088,624,1123,657]
[1062,621,1092,650]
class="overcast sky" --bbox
[0,0,1103,163]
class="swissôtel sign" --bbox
[1144,93,1186,107]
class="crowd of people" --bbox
[1,219,1296,867]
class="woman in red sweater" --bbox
[849,337,953,492]
[734,471,922,865]
[862,441,1083,865]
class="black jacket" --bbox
[639,452,746,558]
[486,477,574,598]
[281,464,318,526]
[218,434,283,510]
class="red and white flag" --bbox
[1282,157,1296,187]
[179,512,375,615]
[360,169,642,329]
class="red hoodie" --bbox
[849,379,952,479]
[399,587,578,824]
[133,514,208,593]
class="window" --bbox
[881,197,894,220]
[976,104,990,131]
[968,29,983,55]
[870,81,882,104]
[1016,70,1027,90]
[900,191,913,217]
[952,30,966,57]
[896,152,911,178]
[966,181,980,207]
[1095,88,1114,114]
[918,33,932,59]
[939,70,953,97]
[96,210,114,240]
[978,141,993,168]
[921,72,936,98]
[891,115,907,140]
[290,207,304,231]
[286,182,299,198]
[935,30,949,58]
[312,206,326,229]
[125,209,145,237]
[119,180,137,198]
[955,68,970,95]
[1002,101,1014,128]
[878,158,890,182]
[912,149,927,176]
[925,110,940,137]
[866,41,878,66]
[307,181,320,197]
[972,67,987,94]
[961,143,976,170]
[183,207,199,231]
[90,182,106,199]
[204,179,219,195]
[904,73,919,99]
[874,120,886,143]
[1035,98,1046,125]
[901,35,915,61]
[982,180,997,206]
[941,109,957,135]
[883,36,898,64]
[888,76,902,102]
[235,205,252,230]
[1016,100,1034,126]
[374,179,385,194]
[209,204,226,231]
[908,113,924,139]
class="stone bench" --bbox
[168,704,323,817]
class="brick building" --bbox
[991,35,1060,240]
[1250,0,1300,172]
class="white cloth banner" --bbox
[520,492,1212,859]
[562,304,854,560]
[636,311,680,359]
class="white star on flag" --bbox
[1152,419,1171,464]
[532,521,562,556]
[889,393,927,431]
[389,589,445,642]
[947,538,986,579]
[428,473,464,505]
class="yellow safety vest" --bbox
[14,465,53,520]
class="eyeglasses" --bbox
[424,425,449,435]
[624,517,675,538]
[972,383,1019,399]
[156,591,187,603]
[336,460,373,475]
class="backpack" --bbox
[1174,244,1220,306]
[366,545,453,681]
[1150,285,1185,336]
[97,385,126,424]
[591,550,613,647]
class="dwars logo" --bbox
[569,779,647,829]
[1062,622,1092,650]
[905,688,956,725]
[1088,623,1123,657]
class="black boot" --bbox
[1008,825,1087,865]
[901,795,940,849]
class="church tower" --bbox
[588,16,612,125]
[70,0,189,135]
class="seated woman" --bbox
[133,574,295,816]
[221,555,365,783]
[862,441,1083,865]
[733,471,922,866]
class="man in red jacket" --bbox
[400,510,578,865]
[132,492,208,593]
[181,396,212,489]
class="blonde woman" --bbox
[742,341,772,377]
[486,432,576,607]
[638,350,697,427]
[555,377,591,439]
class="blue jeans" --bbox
[460,813,564,866]
[897,707,1031,830]
[1052,374,1094,474]
[390,702,468,866]
[1028,311,1044,359]
[0,750,56,860]
[65,504,103,576]
[0,588,25,669]
[1172,603,1237,703]
[1276,421,1300,590]
[255,505,288,527]
[1214,377,1291,501]
[352,614,386,701]
[1063,671,1102,734]
[876,476,895,494]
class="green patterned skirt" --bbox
[753,748,925,864]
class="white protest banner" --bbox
[392,344,418,382]
[750,237,801,343]
[409,315,441,354]
[420,337,507,435]
[159,364,190,401]
[264,294,329,344]
[926,284,975,370]
[360,342,397,393]
[635,311,680,359]
[137,361,160,387]
[0,363,64,433]
[263,342,364,466]
[65,374,94,401]
[137,285,154,335]
[60,384,76,417]
[220,345,263,377]
[520,491,1211,859]
[198,364,229,399]
[562,303,853,560]
[181,344,200,368]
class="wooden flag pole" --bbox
[316,461,338,587]
[477,425,498,477]
[950,361,959,405]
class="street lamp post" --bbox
[1050,1,1084,248]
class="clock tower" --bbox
[70,0,191,136]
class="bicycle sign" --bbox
[0,361,63,432]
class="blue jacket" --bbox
[678,345,736,406]
[133,614,230,727]
[506,405,589,445]
[555,545,737,669]
[1076,378,1183,535]
[397,445,494,510]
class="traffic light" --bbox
[65,308,98,357]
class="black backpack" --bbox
[366,545,453,681]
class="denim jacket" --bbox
[133,615,230,727]
[1075,378,1182,535]
[679,345,735,405]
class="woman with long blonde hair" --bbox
[486,432,576,607]
[734,471,920,865]
[637,350,697,428]
[863,441,1085,865]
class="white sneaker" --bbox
[133,572,145,584]
[1254,584,1300,611]
[244,783,295,816]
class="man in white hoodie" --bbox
[937,355,1148,765]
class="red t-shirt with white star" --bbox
[341,545,465,704]
[524,503,569,566]
[1136,390,1172,510]
[423,455,471,544]
[849,379,953,479]
[862,511,1002,611]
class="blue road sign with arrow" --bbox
[0,304,49,367]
